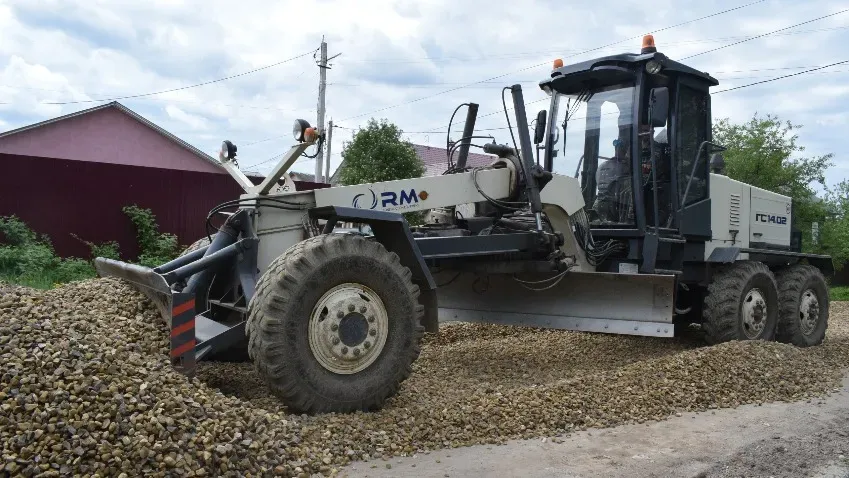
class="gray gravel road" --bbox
[340,375,849,478]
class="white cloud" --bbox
[165,104,209,130]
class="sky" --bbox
[1,0,847,191]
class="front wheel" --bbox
[246,234,425,414]
[702,261,779,344]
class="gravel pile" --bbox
[2,279,848,477]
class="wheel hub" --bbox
[799,289,820,336]
[742,288,768,339]
[339,312,369,347]
[308,283,388,374]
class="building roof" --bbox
[412,144,495,176]
[329,143,496,184]
[289,171,317,182]
[0,101,222,170]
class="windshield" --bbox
[546,84,636,226]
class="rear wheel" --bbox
[246,234,425,414]
[775,264,829,347]
[702,261,779,344]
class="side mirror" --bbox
[648,87,669,128]
[710,152,726,174]
[533,110,547,144]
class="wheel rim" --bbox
[741,288,768,339]
[308,283,389,374]
[799,288,820,336]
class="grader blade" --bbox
[435,270,676,337]
[94,257,175,328]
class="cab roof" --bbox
[539,51,719,94]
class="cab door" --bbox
[672,76,713,239]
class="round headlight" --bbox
[646,60,662,75]
[219,140,236,161]
[293,119,311,141]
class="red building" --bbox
[0,102,324,259]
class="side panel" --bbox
[248,190,317,277]
[750,187,792,247]
[705,174,750,260]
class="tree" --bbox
[337,118,426,186]
[712,113,833,253]
[337,119,427,225]
[819,180,849,269]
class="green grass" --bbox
[0,269,96,290]
[831,286,849,301]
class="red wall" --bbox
[0,153,326,260]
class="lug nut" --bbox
[360,306,367,313]
[332,337,340,345]
[331,324,338,331]
[353,348,361,357]
[341,347,348,355]
[369,329,377,337]
[348,304,355,312]
[364,341,371,349]
[337,310,344,319]
[368,315,375,323]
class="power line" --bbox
[339,25,849,64]
[0,83,316,112]
[713,59,849,93]
[336,1,768,122]
[329,65,849,89]
[392,62,849,135]
[394,10,847,136]
[43,49,318,105]
[682,9,849,60]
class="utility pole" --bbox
[314,37,341,183]
[324,119,333,184]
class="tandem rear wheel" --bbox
[701,260,829,347]
[245,234,425,414]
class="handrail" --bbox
[680,140,726,208]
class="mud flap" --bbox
[434,270,676,337]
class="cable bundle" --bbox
[571,209,626,266]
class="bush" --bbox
[53,258,96,283]
[0,207,182,288]
[122,205,181,267]
[71,233,121,260]
[0,218,96,288]
[0,215,38,246]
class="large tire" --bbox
[775,264,829,347]
[702,261,779,344]
[246,234,425,414]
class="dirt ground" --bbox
[332,301,849,478]
[339,374,849,478]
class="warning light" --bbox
[553,58,564,69]
[303,127,318,143]
[641,34,657,54]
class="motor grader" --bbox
[96,35,833,414]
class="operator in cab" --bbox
[593,131,634,224]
